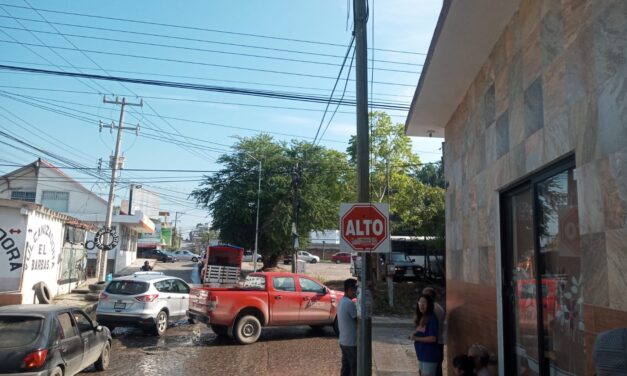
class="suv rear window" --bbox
[0,316,43,347]
[106,280,149,295]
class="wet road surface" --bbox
[81,260,343,375]
[80,321,341,376]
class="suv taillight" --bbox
[135,294,159,302]
[208,295,218,311]
[21,349,48,370]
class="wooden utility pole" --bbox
[96,96,142,282]
[353,0,372,374]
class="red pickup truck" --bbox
[187,272,343,344]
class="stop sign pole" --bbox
[353,0,371,373]
[340,202,390,375]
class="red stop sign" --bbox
[341,204,388,251]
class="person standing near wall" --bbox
[410,294,441,376]
[423,286,446,376]
[338,278,358,376]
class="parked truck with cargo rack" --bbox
[187,272,343,344]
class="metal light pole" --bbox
[253,158,261,272]
[230,137,263,271]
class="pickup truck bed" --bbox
[187,272,342,344]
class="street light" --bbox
[252,157,261,272]
[229,138,262,272]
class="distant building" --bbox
[0,199,94,305]
[309,230,340,246]
[0,159,154,275]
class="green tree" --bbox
[347,112,445,238]
[191,134,352,267]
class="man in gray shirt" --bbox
[338,278,358,376]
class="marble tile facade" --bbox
[443,0,627,371]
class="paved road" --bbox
[81,261,344,376]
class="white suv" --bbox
[96,272,191,336]
[298,251,320,263]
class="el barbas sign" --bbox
[340,203,390,253]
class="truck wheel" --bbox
[211,324,229,338]
[234,315,261,344]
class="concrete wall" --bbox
[0,206,28,293]
[0,206,68,304]
[443,0,627,374]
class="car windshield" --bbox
[391,253,406,262]
[0,316,43,347]
[106,280,149,295]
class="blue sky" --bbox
[0,0,443,236]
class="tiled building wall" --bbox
[443,0,627,373]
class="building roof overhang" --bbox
[405,0,520,137]
[0,198,96,231]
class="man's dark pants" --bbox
[340,345,357,376]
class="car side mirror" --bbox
[95,325,104,332]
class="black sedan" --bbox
[140,249,175,262]
[0,305,111,376]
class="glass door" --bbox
[503,187,541,375]
[502,158,584,375]
[536,168,584,374]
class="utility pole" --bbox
[354,0,372,374]
[291,163,301,273]
[174,211,180,249]
[96,96,142,282]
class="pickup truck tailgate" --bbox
[189,288,209,312]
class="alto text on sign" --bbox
[340,203,390,253]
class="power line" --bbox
[0,64,415,106]
[0,163,219,173]
[0,90,349,145]
[0,3,427,56]
[17,2,226,162]
[0,62,415,100]
[0,14,422,67]
[314,43,356,145]
[0,25,421,74]
[0,40,418,86]
[318,46,356,144]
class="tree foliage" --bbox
[191,134,352,267]
[347,112,445,238]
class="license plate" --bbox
[114,302,126,309]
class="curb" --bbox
[372,321,415,330]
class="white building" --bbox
[0,199,94,305]
[0,159,154,275]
